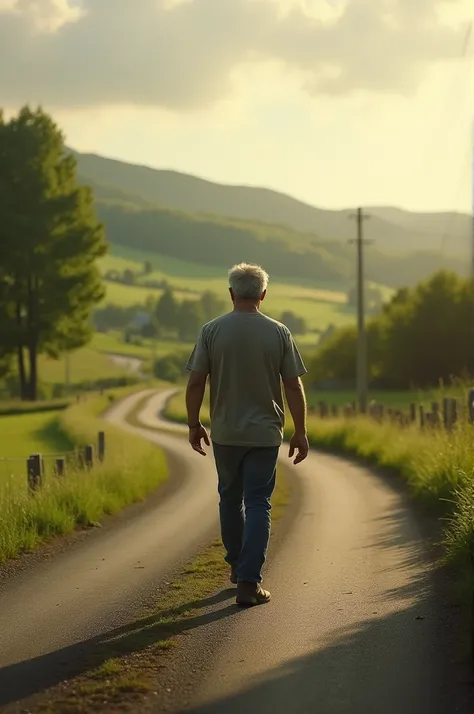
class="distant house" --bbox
[130,312,151,330]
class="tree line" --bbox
[96,202,468,291]
[308,270,474,389]
[95,287,310,343]
[0,107,106,400]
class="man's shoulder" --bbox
[260,313,292,337]
[200,312,232,334]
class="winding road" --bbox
[0,390,472,713]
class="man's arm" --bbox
[186,371,210,456]
[283,376,309,464]
[186,371,207,427]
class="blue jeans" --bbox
[212,442,279,584]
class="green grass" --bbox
[100,247,358,331]
[0,399,71,416]
[38,347,130,385]
[0,409,73,486]
[90,331,193,361]
[162,387,474,560]
[0,388,167,563]
[296,415,474,560]
[305,386,468,412]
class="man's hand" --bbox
[288,431,309,465]
[189,424,210,456]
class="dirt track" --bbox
[0,389,472,713]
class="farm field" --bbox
[91,331,193,360]
[100,246,361,331]
[102,277,356,332]
[38,347,129,386]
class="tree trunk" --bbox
[17,346,27,400]
[27,339,38,401]
[26,275,38,401]
[15,300,27,400]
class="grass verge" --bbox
[162,389,474,562]
[0,387,167,564]
[22,394,291,713]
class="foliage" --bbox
[95,202,468,292]
[0,106,107,401]
[280,311,307,335]
[309,270,474,389]
[153,351,190,383]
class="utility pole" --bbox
[65,352,71,395]
[349,207,371,414]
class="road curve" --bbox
[134,394,474,714]
[0,389,218,710]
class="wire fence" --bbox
[0,432,106,494]
[309,391,474,431]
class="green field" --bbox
[91,331,193,360]
[38,347,130,385]
[0,409,72,485]
[0,388,168,562]
[100,247,358,331]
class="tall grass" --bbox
[163,389,474,559]
[0,390,167,563]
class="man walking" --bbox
[185,263,309,607]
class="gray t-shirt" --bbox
[186,311,307,447]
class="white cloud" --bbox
[0,0,471,109]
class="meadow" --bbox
[0,388,167,562]
[100,247,359,331]
[38,347,130,386]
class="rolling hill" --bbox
[72,149,471,259]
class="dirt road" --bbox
[0,389,218,709]
[0,389,472,713]
[136,393,474,714]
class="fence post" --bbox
[468,389,474,424]
[410,403,417,424]
[84,444,94,470]
[451,398,458,428]
[98,431,105,463]
[55,457,66,477]
[331,404,339,418]
[319,402,328,419]
[442,398,451,430]
[419,405,425,429]
[27,453,43,493]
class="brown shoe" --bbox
[236,582,271,607]
[230,566,238,585]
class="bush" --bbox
[153,352,188,383]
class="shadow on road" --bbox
[182,597,474,714]
[0,588,243,709]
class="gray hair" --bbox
[228,263,269,300]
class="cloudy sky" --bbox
[1,0,473,213]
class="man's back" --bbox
[187,311,306,447]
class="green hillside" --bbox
[94,200,468,291]
[73,148,470,259]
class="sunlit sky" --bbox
[1,0,474,212]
